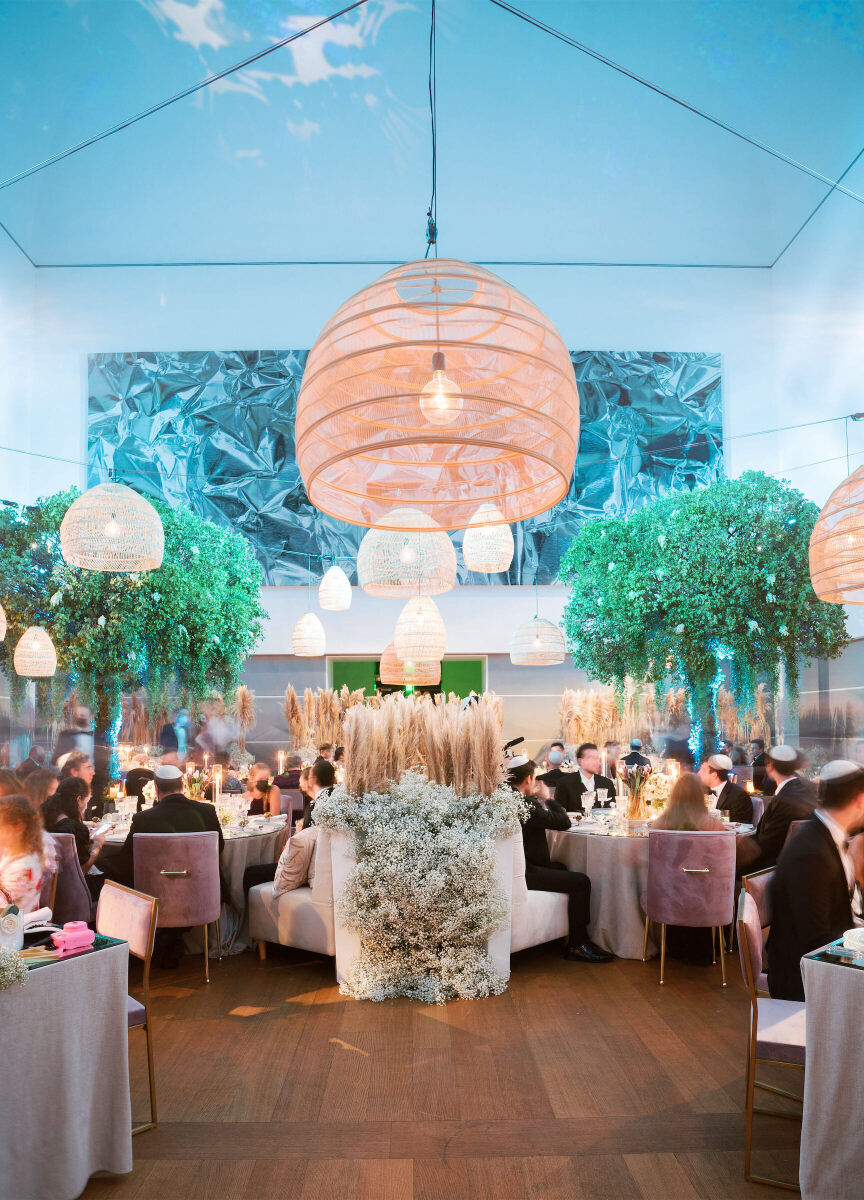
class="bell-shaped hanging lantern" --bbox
[509,616,566,666]
[0,602,6,642]
[809,464,864,602]
[292,612,326,657]
[318,565,352,611]
[14,626,58,677]
[379,641,441,687]
[462,504,515,573]
[357,509,456,596]
[394,597,447,662]
[60,482,164,572]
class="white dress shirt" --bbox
[815,807,863,921]
[579,770,595,793]
[773,774,795,795]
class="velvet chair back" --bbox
[132,832,221,928]
[742,868,774,928]
[97,880,158,962]
[736,889,762,999]
[49,832,93,925]
[279,788,303,819]
[751,796,765,825]
[645,830,736,928]
[782,818,809,853]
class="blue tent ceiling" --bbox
[0,0,862,267]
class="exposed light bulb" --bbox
[400,540,416,564]
[31,636,40,651]
[419,351,463,426]
[104,515,120,539]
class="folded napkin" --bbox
[843,928,864,952]
[23,907,52,928]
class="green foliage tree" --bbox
[559,471,848,757]
[0,489,266,740]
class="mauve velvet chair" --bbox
[641,829,736,985]
[736,889,804,1189]
[782,818,809,853]
[97,881,159,1134]
[751,795,765,825]
[132,832,221,984]
[49,831,94,925]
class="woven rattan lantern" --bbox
[60,482,164,572]
[509,616,566,666]
[0,603,6,642]
[357,509,456,596]
[295,258,580,531]
[394,597,446,662]
[318,565,352,610]
[810,465,864,602]
[292,612,326,656]
[14,626,57,676]
[462,504,515,573]
[379,642,441,687]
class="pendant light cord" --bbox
[424,0,438,258]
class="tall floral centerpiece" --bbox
[314,693,525,1004]
[560,472,848,758]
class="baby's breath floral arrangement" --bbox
[643,771,673,813]
[316,772,526,1004]
[0,946,28,993]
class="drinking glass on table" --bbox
[596,788,608,807]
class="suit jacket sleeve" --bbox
[523,797,571,834]
[785,843,851,957]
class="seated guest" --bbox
[736,745,817,874]
[16,744,45,780]
[554,743,616,812]
[731,743,748,766]
[59,751,96,818]
[510,756,612,963]
[124,764,155,813]
[697,753,753,824]
[749,738,773,795]
[604,740,621,779]
[0,794,46,913]
[244,762,281,816]
[654,772,725,831]
[316,743,334,763]
[298,760,335,831]
[273,754,302,790]
[42,777,107,875]
[767,760,864,1001]
[538,741,567,788]
[100,764,224,888]
[622,739,650,768]
[334,746,344,765]
[23,768,58,814]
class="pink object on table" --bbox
[51,921,96,954]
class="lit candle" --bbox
[601,749,608,778]
[213,765,222,807]
[278,751,285,776]
[186,761,194,776]
[204,753,209,772]
[745,779,755,794]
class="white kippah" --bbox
[154,764,183,782]
[768,745,798,765]
[708,754,734,772]
[819,760,864,784]
[506,755,530,771]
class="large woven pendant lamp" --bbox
[379,642,441,687]
[0,603,6,642]
[394,597,447,662]
[318,565,352,610]
[60,482,164,572]
[510,616,566,666]
[462,504,514,573]
[809,463,864,602]
[14,626,57,676]
[292,612,326,656]
[295,258,579,531]
[357,509,456,596]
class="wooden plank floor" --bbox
[83,943,800,1200]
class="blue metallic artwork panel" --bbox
[88,349,722,585]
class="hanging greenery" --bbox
[0,489,266,738]
[559,472,848,756]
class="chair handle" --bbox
[681,866,710,873]
[160,869,190,877]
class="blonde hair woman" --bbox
[653,772,724,832]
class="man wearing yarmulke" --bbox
[735,745,817,874]
[767,760,864,1000]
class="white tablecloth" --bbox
[800,950,864,1199]
[0,940,132,1199]
[547,826,654,959]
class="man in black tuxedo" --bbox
[537,742,567,790]
[622,739,650,768]
[736,746,817,874]
[698,753,753,824]
[510,757,612,963]
[554,743,617,813]
[767,760,864,1000]
[100,764,224,888]
[749,738,774,795]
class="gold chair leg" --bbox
[727,922,734,954]
[745,1043,756,1180]
[257,939,267,962]
[132,1023,158,1136]
[718,926,727,987]
[203,923,210,984]
[216,916,222,962]
[659,924,666,984]
[642,915,649,962]
[712,926,717,964]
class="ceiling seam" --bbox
[771,143,864,267]
[30,259,773,270]
[0,219,36,267]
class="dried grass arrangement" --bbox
[282,685,367,751]
[231,685,257,752]
[341,692,504,799]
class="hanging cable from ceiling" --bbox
[424,0,439,258]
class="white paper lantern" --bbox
[14,626,57,677]
[394,597,447,662]
[379,642,441,687]
[60,482,164,572]
[318,565,352,610]
[462,503,515,573]
[357,508,456,596]
[0,603,6,642]
[292,612,326,656]
[509,616,566,666]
